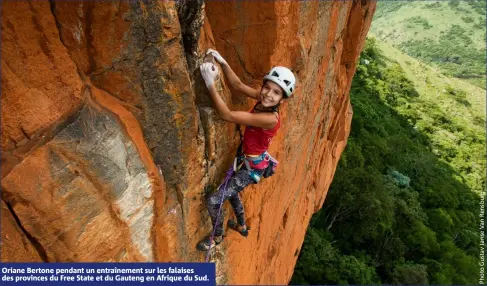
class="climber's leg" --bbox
[226,169,264,236]
[227,170,253,223]
[228,192,245,227]
[197,169,263,250]
[206,187,229,237]
[197,188,228,251]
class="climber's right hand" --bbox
[206,48,227,66]
[200,62,219,88]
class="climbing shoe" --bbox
[227,220,250,237]
[196,235,223,251]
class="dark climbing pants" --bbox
[206,168,264,236]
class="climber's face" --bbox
[260,81,284,107]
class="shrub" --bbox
[461,16,474,23]
[425,2,442,9]
[391,263,429,285]
[387,169,411,188]
[406,16,433,29]
[466,0,487,15]
[448,0,459,8]
[445,86,470,106]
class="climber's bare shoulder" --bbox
[223,111,277,130]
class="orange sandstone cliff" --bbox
[0,0,376,284]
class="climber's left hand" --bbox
[206,48,228,66]
[200,62,219,88]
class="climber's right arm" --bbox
[201,62,276,129]
[207,49,260,100]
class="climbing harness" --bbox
[236,122,279,182]
[238,151,278,183]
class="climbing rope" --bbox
[205,165,234,262]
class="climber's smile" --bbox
[260,81,284,107]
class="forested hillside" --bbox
[291,38,484,285]
[370,0,486,88]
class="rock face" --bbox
[1,0,375,284]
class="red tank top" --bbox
[242,107,280,155]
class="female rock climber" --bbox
[196,49,296,251]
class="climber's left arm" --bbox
[206,84,277,129]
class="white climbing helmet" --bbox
[263,66,296,98]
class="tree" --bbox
[391,263,429,284]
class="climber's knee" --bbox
[206,192,220,209]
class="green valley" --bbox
[291,37,485,284]
[370,0,486,88]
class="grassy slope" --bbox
[370,0,486,88]
[373,37,486,194]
